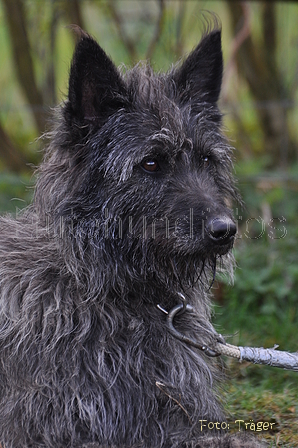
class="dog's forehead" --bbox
[126,67,189,147]
[127,66,174,110]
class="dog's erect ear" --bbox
[174,30,223,104]
[67,35,127,123]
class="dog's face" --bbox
[45,29,238,281]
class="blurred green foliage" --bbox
[0,172,34,213]
[214,160,298,392]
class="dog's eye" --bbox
[203,156,210,168]
[141,159,160,173]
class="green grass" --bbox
[222,374,298,447]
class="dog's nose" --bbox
[206,217,236,245]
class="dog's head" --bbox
[36,27,238,287]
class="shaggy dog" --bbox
[0,27,266,447]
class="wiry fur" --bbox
[0,28,265,447]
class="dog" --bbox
[0,25,266,447]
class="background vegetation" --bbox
[0,0,297,446]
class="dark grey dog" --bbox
[0,27,265,447]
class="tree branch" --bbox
[0,124,26,173]
[2,0,47,134]
[222,2,251,100]
[146,0,165,60]
[226,1,294,164]
[63,0,85,31]
[107,0,138,62]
